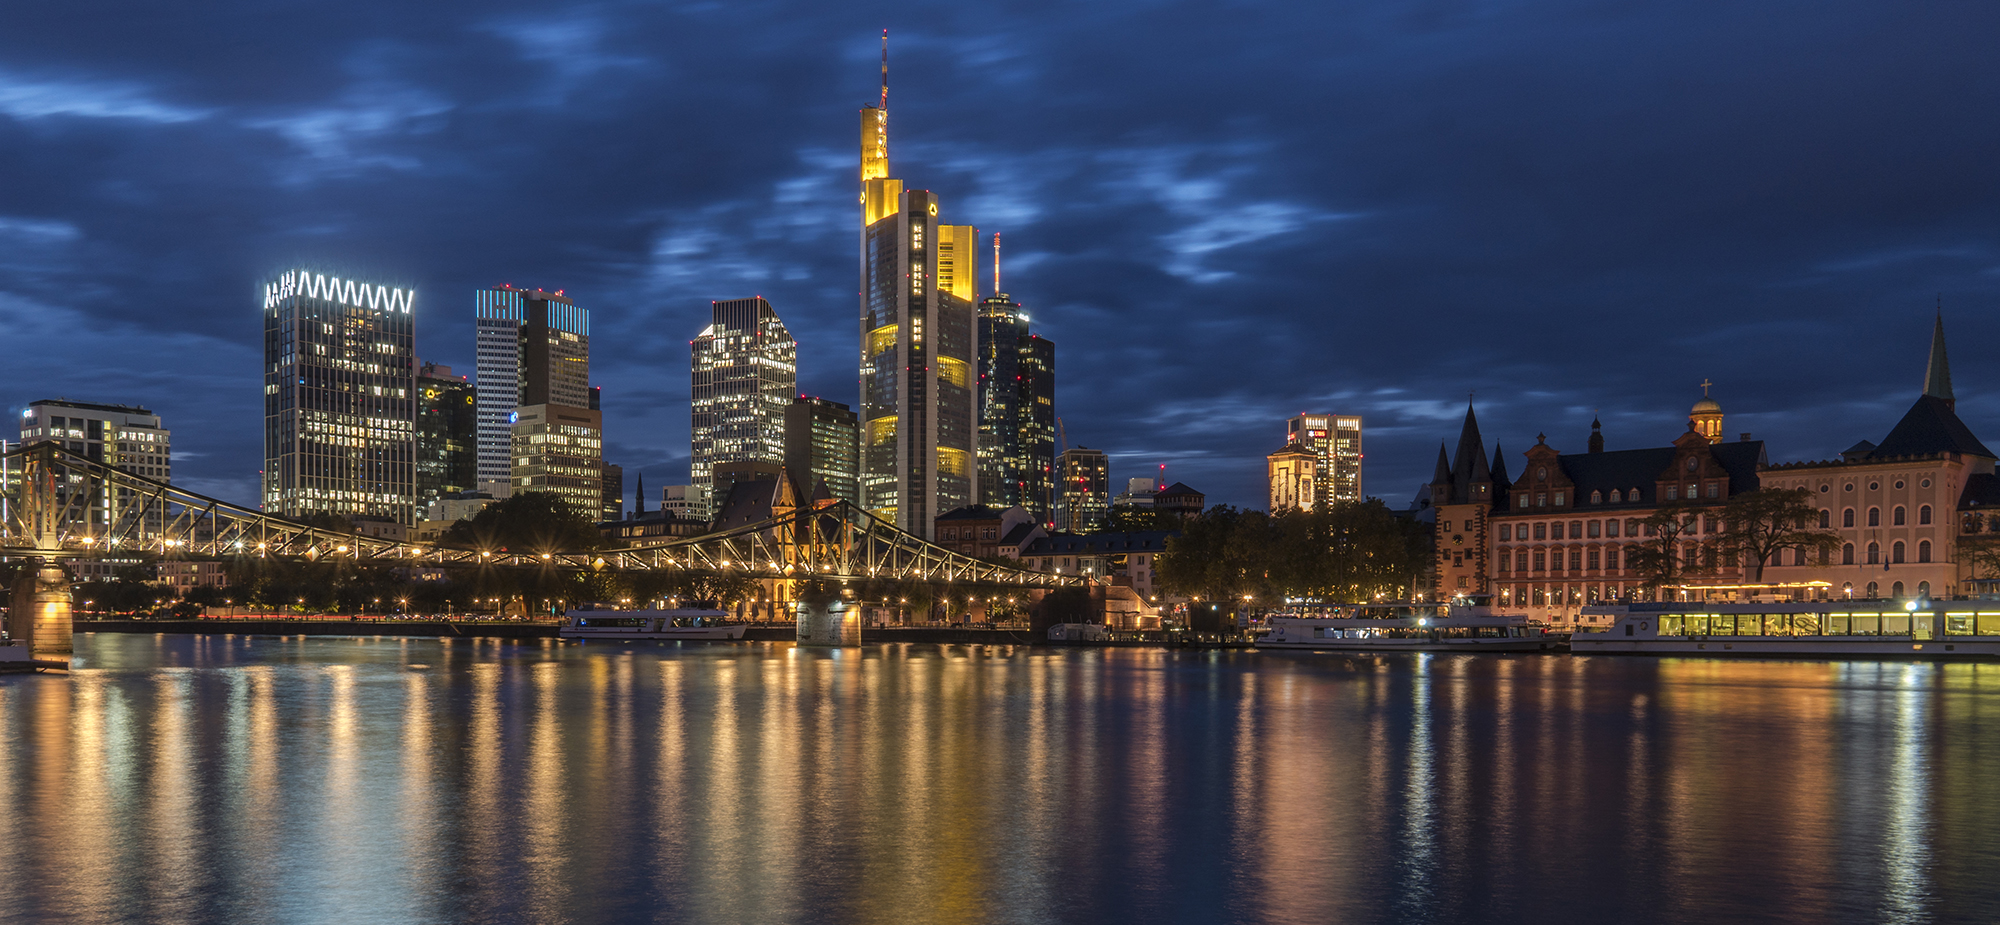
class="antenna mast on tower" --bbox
[993,233,1001,294]
[879,30,889,111]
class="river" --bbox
[1,634,1996,924]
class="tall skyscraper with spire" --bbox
[976,234,1056,521]
[858,32,980,539]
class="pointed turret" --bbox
[1490,445,1510,490]
[635,471,646,515]
[1870,317,1991,461]
[1449,404,1482,478]
[1588,417,1604,454]
[1432,443,1452,484]
[1925,312,1954,407]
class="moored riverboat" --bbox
[559,604,747,641]
[1572,600,2000,657]
[1258,594,1561,653]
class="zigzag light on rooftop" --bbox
[263,270,414,313]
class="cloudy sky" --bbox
[2,1,1997,510]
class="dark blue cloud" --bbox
[1,0,1997,510]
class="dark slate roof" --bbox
[711,479,779,530]
[1871,395,1995,460]
[1550,440,1767,510]
[999,522,1037,546]
[937,504,1007,521]
[1156,482,1203,499]
[1961,474,2000,510]
[1022,530,1179,556]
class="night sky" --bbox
[3,2,1998,512]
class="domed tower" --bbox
[1690,379,1723,441]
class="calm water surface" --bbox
[2,634,1998,924]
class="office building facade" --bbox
[508,403,604,517]
[262,269,417,525]
[858,40,979,539]
[785,396,860,507]
[691,297,797,513]
[475,286,589,489]
[1057,447,1110,534]
[1017,334,1056,523]
[416,362,476,510]
[20,399,171,535]
[1287,413,1363,504]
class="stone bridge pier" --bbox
[9,560,73,658]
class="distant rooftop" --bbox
[29,398,157,417]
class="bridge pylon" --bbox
[9,559,72,658]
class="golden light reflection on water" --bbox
[6,639,2000,923]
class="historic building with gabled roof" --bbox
[1757,315,1995,601]
[1492,415,1768,619]
[1438,315,1999,622]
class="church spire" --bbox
[1925,311,1954,405]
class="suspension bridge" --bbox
[0,442,1085,658]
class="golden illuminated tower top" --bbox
[860,30,889,183]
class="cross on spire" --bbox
[1699,378,1713,397]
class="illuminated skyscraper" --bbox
[976,244,1057,524]
[1286,413,1363,504]
[858,34,979,538]
[475,286,589,490]
[262,269,417,524]
[691,297,798,515]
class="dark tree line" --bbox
[1155,501,1432,606]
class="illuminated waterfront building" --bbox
[858,35,980,539]
[19,399,171,535]
[691,297,797,516]
[1286,413,1363,503]
[784,396,860,507]
[1445,321,2000,622]
[261,269,417,525]
[475,286,589,491]
[415,362,476,510]
[1763,317,1996,600]
[1057,447,1110,534]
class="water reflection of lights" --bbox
[0,637,1985,923]
[1882,663,1934,919]
[1398,652,1438,918]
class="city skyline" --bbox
[2,7,1998,513]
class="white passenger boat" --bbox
[1258,594,1561,653]
[559,605,747,641]
[1572,600,2000,657]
